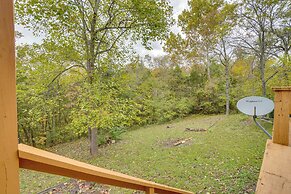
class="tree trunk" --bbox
[30,128,36,147]
[250,59,256,95]
[221,38,230,115]
[259,31,267,97]
[206,50,211,80]
[259,54,266,96]
[22,126,30,144]
[89,128,97,155]
[283,50,290,85]
[88,126,91,142]
[225,61,230,115]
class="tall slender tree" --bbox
[267,0,291,84]
[177,0,235,80]
[165,0,237,115]
[238,0,274,96]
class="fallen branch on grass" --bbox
[185,128,207,132]
[174,137,193,146]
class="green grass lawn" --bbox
[20,114,272,193]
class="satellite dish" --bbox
[237,96,274,116]
[236,96,273,139]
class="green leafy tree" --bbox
[214,3,237,115]
[177,0,235,80]
[165,0,237,115]
[16,43,82,147]
[16,0,173,154]
[238,0,290,96]
[16,0,173,82]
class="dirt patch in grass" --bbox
[161,137,193,148]
[241,119,253,126]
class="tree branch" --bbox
[47,64,85,87]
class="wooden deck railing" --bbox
[256,87,291,194]
[3,0,291,193]
[18,144,192,194]
[0,1,192,193]
[272,87,291,146]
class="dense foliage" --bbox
[15,0,290,148]
[16,48,225,147]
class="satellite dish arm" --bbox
[253,115,272,139]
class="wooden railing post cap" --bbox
[272,87,291,92]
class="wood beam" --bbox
[18,144,192,194]
[146,187,155,194]
[0,0,20,193]
[272,88,291,146]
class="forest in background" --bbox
[15,0,290,149]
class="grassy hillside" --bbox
[20,114,272,193]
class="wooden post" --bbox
[145,187,155,194]
[0,0,20,193]
[272,87,291,146]
[256,87,291,193]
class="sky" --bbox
[16,0,188,58]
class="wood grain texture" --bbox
[0,0,20,193]
[272,87,291,91]
[289,119,291,147]
[256,140,291,194]
[18,144,192,194]
[146,187,155,194]
[272,91,290,145]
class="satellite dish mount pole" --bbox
[253,106,272,139]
